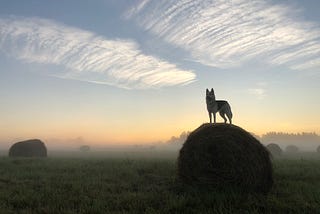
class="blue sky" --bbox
[0,0,319,148]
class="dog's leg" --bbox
[213,112,216,124]
[219,111,227,123]
[208,112,212,123]
[226,111,232,124]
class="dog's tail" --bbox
[226,102,233,123]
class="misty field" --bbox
[0,152,320,213]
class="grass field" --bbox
[0,152,320,213]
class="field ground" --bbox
[0,151,320,213]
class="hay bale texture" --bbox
[266,143,282,157]
[178,123,273,193]
[9,139,47,157]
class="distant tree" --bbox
[166,131,190,145]
[79,145,90,152]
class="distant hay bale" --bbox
[178,123,273,194]
[266,143,282,157]
[285,145,299,153]
[79,145,90,152]
[9,139,47,157]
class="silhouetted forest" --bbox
[166,131,190,145]
[166,131,320,151]
[261,132,319,143]
[260,132,320,150]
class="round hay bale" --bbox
[285,145,299,153]
[266,143,282,157]
[79,145,90,152]
[178,123,273,194]
[9,139,47,157]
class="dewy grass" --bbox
[0,155,319,213]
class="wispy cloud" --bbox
[0,16,196,89]
[247,81,268,100]
[248,88,266,100]
[125,0,320,71]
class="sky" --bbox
[0,0,319,148]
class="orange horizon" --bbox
[1,120,319,146]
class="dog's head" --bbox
[206,88,215,100]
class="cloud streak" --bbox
[248,88,267,100]
[126,0,320,71]
[0,16,196,89]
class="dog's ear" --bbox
[211,88,214,93]
[206,88,209,94]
